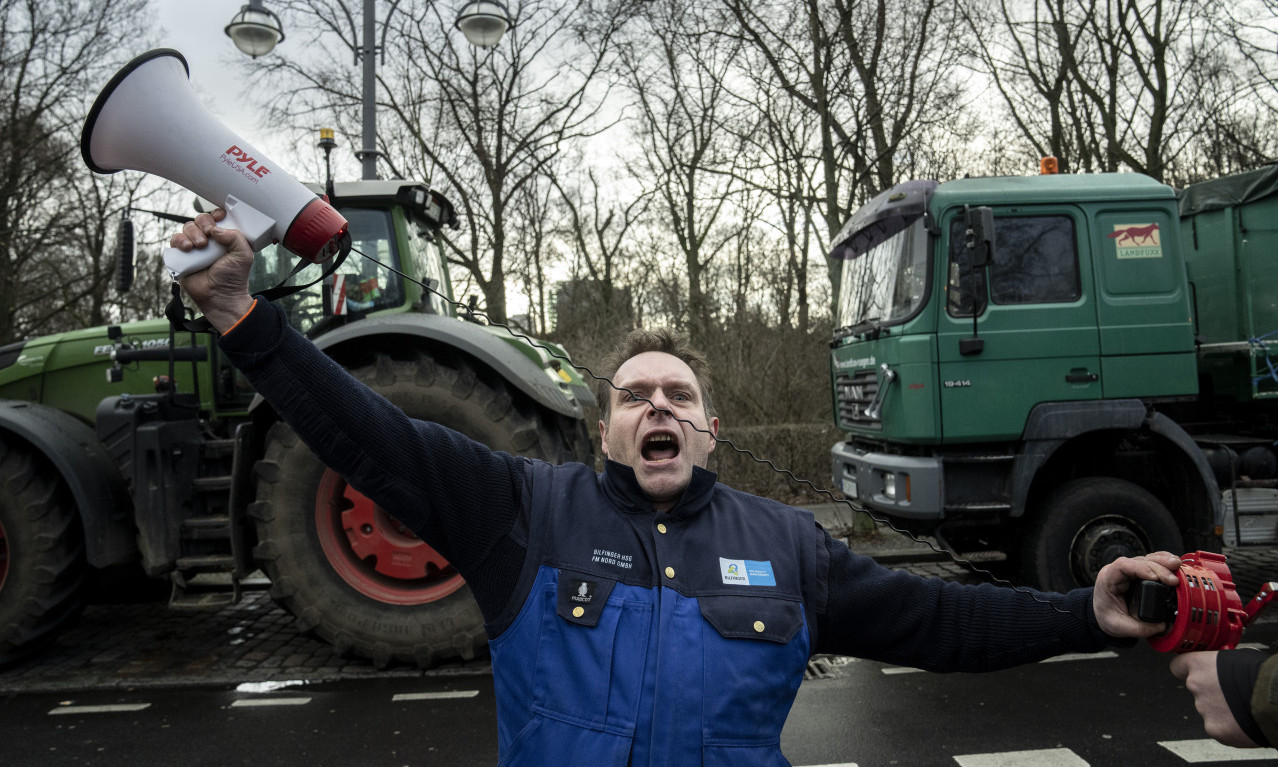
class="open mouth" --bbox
[642,433,680,463]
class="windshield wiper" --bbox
[833,317,888,341]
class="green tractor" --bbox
[0,177,595,668]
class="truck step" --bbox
[191,475,232,493]
[169,590,238,610]
[175,554,236,572]
[202,438,237,459]
[1222,487,1278,546]
[181,515,231,539]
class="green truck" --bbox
[828,164,1278,592]
[0,178,594,667]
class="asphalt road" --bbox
[3,541,1278,765]
[3,632,1278,766]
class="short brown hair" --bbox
[596,327,715,422]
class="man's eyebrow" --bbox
[613,376,699,398]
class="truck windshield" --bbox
[247,207,405,335]
[834,219,929,335]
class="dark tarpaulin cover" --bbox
[1177,162,1278,217]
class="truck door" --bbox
[1092,208,1196,399]
[937,207,1101,441]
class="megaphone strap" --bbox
[166,233,352,335]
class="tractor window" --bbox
[247,207,404,335]
[948,214,1080,316]
[404,213,451,316]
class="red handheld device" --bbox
[1130,550,1277,653]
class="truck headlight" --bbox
[883,472,910,502]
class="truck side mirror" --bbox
[965,205,994,268]
[960,205,994,356]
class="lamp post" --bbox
[456,0,510,48]
[228,0,511,181]
[355,0,379,180]
[224,0,286,58]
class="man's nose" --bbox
[645,390,673,417]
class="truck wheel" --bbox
[250,351,579,668]
[1023,477,1183,592]
[0,439,86,666]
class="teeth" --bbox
[646,434,674,444]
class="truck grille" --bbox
[836,369,881,429]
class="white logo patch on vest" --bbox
[570,578,596,604]
[719,557,777,587]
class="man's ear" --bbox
[598,419,610,458]
[706,416,719,453]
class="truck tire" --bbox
[0,438,87,666]
[1022,477,1183,593]
[250,351,583,668]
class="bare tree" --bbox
[728,83,823,332]
[508,173,554,334]
[620,0,748,343]
[722,0,965,236]
[962,0,1251,183]
[32,170,153,333]
[546,165,648,358]
[0,0,150,342]
[1174,0,1278,179]
[257,0,627,326]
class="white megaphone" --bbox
[81,49,349,279]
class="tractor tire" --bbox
[0,438,87,667]
[249,351,586,668]
[1022,476,1182,593]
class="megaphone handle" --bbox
[163,196,276,279]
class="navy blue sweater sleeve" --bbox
[813,528,1112,671]
[217,300,527,623]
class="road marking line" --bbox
[1040,651,1118,663]
[235,680,307,693]
[881,651,1117,674]
[953,747,1088,766]
[49,703,151,715]
[1158,739,1278,762]
[230,697,312,707]
[392,690,480,701]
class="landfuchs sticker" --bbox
[1108,222,1163,259]
[719,558,777,587]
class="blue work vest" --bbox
[487,460,825,766]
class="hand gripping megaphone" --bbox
[81,49,349,279]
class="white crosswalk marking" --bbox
[1040,651,1118,663]
[229,697,311,707]
[952,748,1088,766]
[49,703,151,715]
[882,651,1117,674]
[392,690,480,701]
[1158,739,1278,762]
[44,691,1278,765]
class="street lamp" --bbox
[456,0,510,48]
[229,0,510,180]
[224,0,286,59]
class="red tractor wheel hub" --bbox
[313,469,465,605]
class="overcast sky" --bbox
[152,0,295,161]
